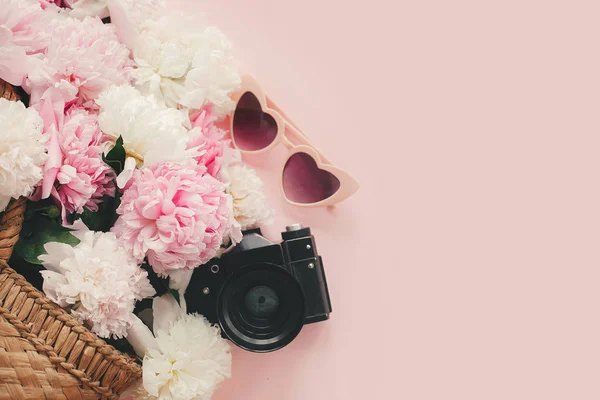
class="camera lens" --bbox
[244,286,279,318]
[217,263,305,352]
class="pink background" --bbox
[175,1,599,399]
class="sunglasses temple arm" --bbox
[265,96,304,133]
[266,96,332,164]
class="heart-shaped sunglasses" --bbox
[229,75,360,206]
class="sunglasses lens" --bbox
[283,152,341,204]
[233,92,278,151]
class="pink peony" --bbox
[187,105,232,179]
[36,96,115,215]
[27,15,131,108]
[112,160,231,276]
[0,0,49,85]
[2,0,49,53]
[38,0,71,10]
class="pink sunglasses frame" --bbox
[229,75,360,207]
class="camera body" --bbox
[185,224,332,352]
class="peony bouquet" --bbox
[0,0,274,398]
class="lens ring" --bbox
[211,265,220,274]
[221,269,301,344]
[217,263,305,352]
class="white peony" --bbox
[144,314,231,400]
[65,0,111,19]
[106,0,166,49]
[96,85,197,187]
[126,295,232,400]
[226,164,274,230]
[69,0,164,20]
[0,98,47,212]
[39,227,156,339]
[130,12,240,118]
[179,27,241,117]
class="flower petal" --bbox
[152,294,185,335]
[40,271,69,307]
[166,269,193,294]
[39,242,75,272]
[127,315,158,358]
[0,196,10,213]
[117,157,137,189]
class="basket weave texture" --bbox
[0,198,26,264]
[0,80,142,399]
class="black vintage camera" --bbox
[185,224,332,352]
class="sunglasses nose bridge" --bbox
[280,133,294,148]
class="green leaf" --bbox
[141,263,168,297]
[77,209,104,232]
[24,198,61,223]
[102,136,126,175]
[140,263,180,305]
[14,217,80,264]
[41,206,61,220]
[104,336,135,357]
[8,253,44,291]
[76,193,121,232]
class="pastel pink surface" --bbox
[175,1,600,399]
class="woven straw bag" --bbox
[0,80,142,399]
